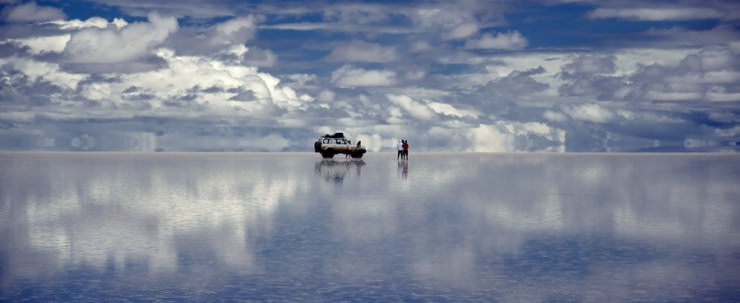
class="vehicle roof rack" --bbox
[322,132,345,138]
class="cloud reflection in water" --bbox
[1,152,739,301]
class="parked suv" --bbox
[313,133,366,159]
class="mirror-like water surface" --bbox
[2,152,739,302]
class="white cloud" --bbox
[60,48,311,118]
[63,13,177,64]
[469,123,515,152]
[714,126,740,137]
[410,41,431,53]
[616,110,635,120]
[285,73,317,87]
[563,55,616,75]
[248,133,291,151]
[20,161,296,273]
[244,47,278,67]
[699,71,740,84]
[442,22,479,40]
[1,56,84,90]
[210,15,257,47]
[405,69,427,81]
[685,47,736,71]
[605,48,694,76]
[589,7,723,21]
[468,121,565,152]
[543,110,567,122]
[1,1,66,23]
[644,91,703,101]
[427,101,478,118]
[562,103,615,123]
[1,1,738,153]
[48,17,127,30]
[261,22,329,31]
[465,31,528,50]
[317,89,336,103]
[519,121,557,137]
[327,40,400,63]
[9,34,70,54]
[644,25,739,48]
[331,65,398,87]
[707,86,740,102]
[386,94,436,121]
[412,7,468,28]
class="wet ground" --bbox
[2,152,739,302]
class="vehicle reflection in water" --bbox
[314,159,365,184]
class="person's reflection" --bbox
[397,159,408,180]
[315,159,365,184]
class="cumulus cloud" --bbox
[243,46,278,67]
[470,124,516,152]
[543,110,567,122]
[326,40,400,63]
[210,15,257,47]
[624,46,740,102]
[386,94,436,121]
[427,101,478,118]
[484,66,550,99]
[465,31,528,50]
[5,44,308,121]
[1,1,66,23]
[331,65,397,87]
[469,121,564,152]
[164,15,261,60]
[558,55,624,99]
[553,47,740,103]
[562,103,615,123]
[8,35,69,54]
[63,13,178,65]
[561,55,616,75]
[1,1,738,153]
[0,56,84,94]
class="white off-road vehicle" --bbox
[313,133,366,159]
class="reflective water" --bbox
[1,152,739,302]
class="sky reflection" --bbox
[1,152,739,302]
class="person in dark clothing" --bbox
[402,140,409,160]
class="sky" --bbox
[0,0,739,152]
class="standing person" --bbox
[402,139,409,160]
[348,140,361,159]
[397,139,403,160]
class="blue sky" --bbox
[1,0,739,152]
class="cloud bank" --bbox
[0,0,738,152]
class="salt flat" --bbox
[1,152,739,302]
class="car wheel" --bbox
[321,150,334,158]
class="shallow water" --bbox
[1,152,739,302]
